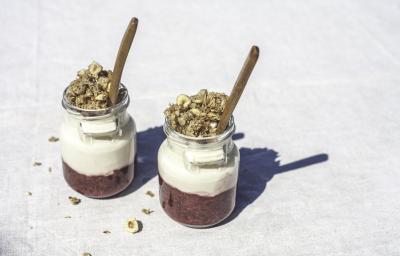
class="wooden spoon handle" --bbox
[109,17,139,105]
[216,46,259,134]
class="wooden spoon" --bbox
[216,46,259,134]
[109,17,139,105]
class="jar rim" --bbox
[163,116,236,145]
[61,83,130,119]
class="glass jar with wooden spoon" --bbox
[61,18,139,198]
[158,46,259,227]
[61,63,136,198]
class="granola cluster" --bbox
[66,61,113,109]
[164,89,228,137]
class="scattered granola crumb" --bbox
[103,230,111,234]
[64,216,72,219]
[145,191,155,197]
[33,162,42,167]
[82,253,92,256]
[48,167,52,173]
[125,218,140,234]
[164,89,228,137]
[68,196,81,205]
[142,208,154,215]
[48,136,59,142]
[26,191,32,196]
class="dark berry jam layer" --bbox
[159,175,236,227]
[63,160,134,198]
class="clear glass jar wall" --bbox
[158,118,239,227]
[60,85,136,198]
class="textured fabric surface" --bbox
[1,0,399,255]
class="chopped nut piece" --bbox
[48,136,59,142]
[103,230,111,234]
[95,94,106,101]
[145,191,155,197]
[26,192,32,196]
[33,162,42,167]
[126,218,140,233]
[198,89,208,96]
[97,77,109,88]
[77,69,86,77]
[142,208,154,215]
[82,253,92,256]
[192,98,203,103]
[178,117,186,126]
[165,90,228,137]
[190,108,201,116]
[88,61,102,76]
[68,196,81,205]
[176,94,191,109]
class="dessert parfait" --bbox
[61,61,136,198]
[158,89,240,227]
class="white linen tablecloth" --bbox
[1,0,399,255]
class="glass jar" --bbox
[60,84,136,198]
[158,118,239,228]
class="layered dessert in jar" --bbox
[158,89,239,227]
[61,62,136,198]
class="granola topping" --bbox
[66,61,117,110]
[164,89,228,137]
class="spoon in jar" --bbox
[216,45,259,134]
[109,17,139,106]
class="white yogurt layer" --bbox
[158,140,239,197]
[61,113,136,176]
